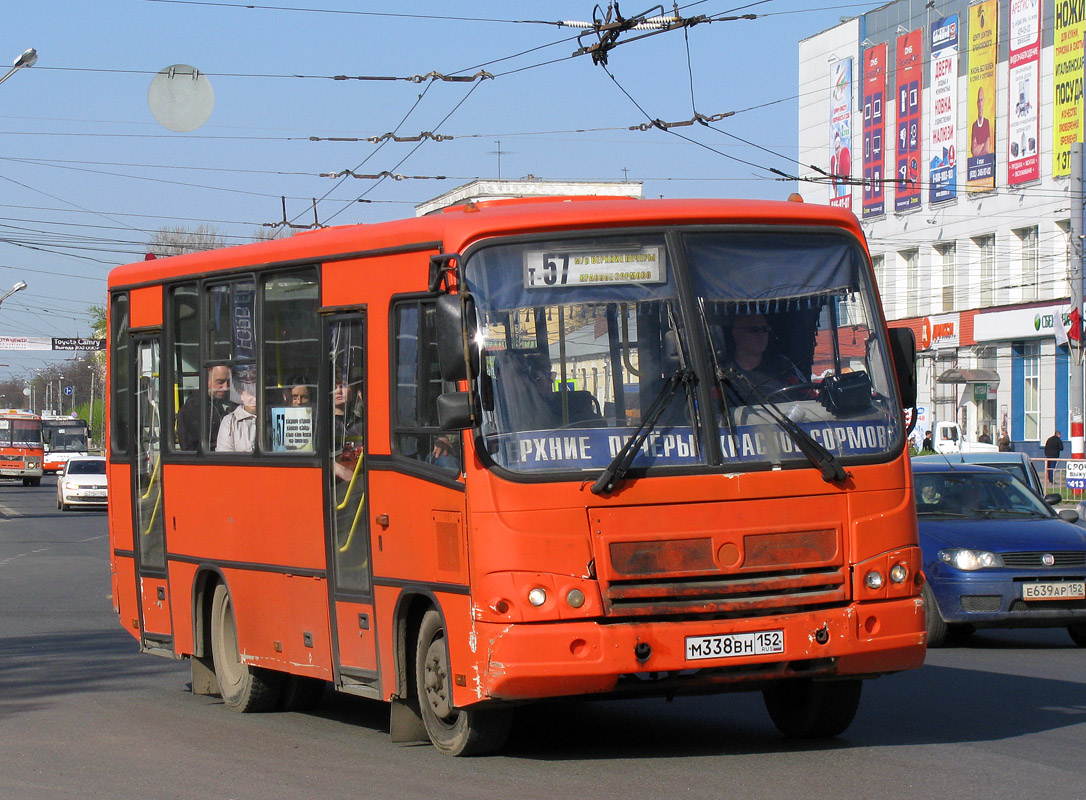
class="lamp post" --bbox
[0,281,27,310]
[0,48,37,88]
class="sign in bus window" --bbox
[523,245,665,288]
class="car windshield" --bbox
[67,460,106,475]
[915,471,1054,518]
[463,228,903,476]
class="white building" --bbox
[799,0,1077,457]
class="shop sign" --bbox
[919,312,959,350]
[974,306,1068,341]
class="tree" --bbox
[149,224,227,257]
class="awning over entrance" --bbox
[936,368,1000,385]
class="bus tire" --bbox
[922,582,948,647]
[210,583,282,712]
[763,678,862,739]
[414,608,512,756]
[277,675,325,711]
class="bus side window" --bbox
[169,283,200,452]
[110,292,131,456]
[261,268,319,454]
[391,298,460,474]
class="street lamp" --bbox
[0,281,27,310]
[0,48,37,88]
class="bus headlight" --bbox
[889,563,908,584]
[864,570,884,590]
[527,588,547,607]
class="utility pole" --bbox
[1071,143,1084,459]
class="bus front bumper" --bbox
[464,597,926,703]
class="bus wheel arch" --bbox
[413,606,512,756]
[208,581,282,712]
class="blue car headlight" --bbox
[938,548,1003,571]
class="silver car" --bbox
[56,455,107,511]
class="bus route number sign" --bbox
[524,246,665,288]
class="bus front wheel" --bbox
[414,608,512,756]
[210,583,282,712]
[763,678,862,739]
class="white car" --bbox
[56,455,108,511]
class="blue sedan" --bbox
[914,462,1086,647]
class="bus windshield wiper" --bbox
[720,368,847,484]
[591,366,696,496]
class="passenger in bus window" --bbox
[217,385,258,453]
[176,365,235,451]
[724,313,806,403]
[425,435,459,472]
[333,379,364,480]
[289,382,312,406]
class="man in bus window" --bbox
[177,365,235,451]
[425,435,459,472]
[723,313,806,403]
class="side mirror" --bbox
[437,391,477,431]
[1059,508,1080,523]
[1044,492,1063,506]
[436,293,479,382]
[887,327,917,409]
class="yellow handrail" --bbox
[335,447,365,511]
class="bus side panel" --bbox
[165,464,325,569]
[140,576,172,637]
[367,472,468,587]
[108,462,134,551]
[169,560,198,656]
[220,567,332,679]
[333,600,377,672]
[112,555,141,642]
[128,285,163,328]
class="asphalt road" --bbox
[3,478,1086,800]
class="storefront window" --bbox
[1023,342,1040,440]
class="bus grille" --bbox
[602,567,848,617]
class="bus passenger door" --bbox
[132,337,172,648]
[324,314,377,683]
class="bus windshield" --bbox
[0,419,43,448]
[464,228,902,476]
[44,421,89,452]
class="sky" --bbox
[0,0,873,380]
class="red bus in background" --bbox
[107,197,924,756]
[0,409,44,486]
[42,415,90,473]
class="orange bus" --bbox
[0,409,44,486]
[107,197,924,756]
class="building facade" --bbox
[799,0,1079,457]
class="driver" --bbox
[724,313,806,403]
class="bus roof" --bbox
[107,197,864,289]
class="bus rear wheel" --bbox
[210,583,281,712]
[763,678,862,739]
[414,608,512,756]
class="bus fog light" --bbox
[864,570,884,590]
[566,589,585,608]
[528,588,547,607]
[889,564,908,584]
